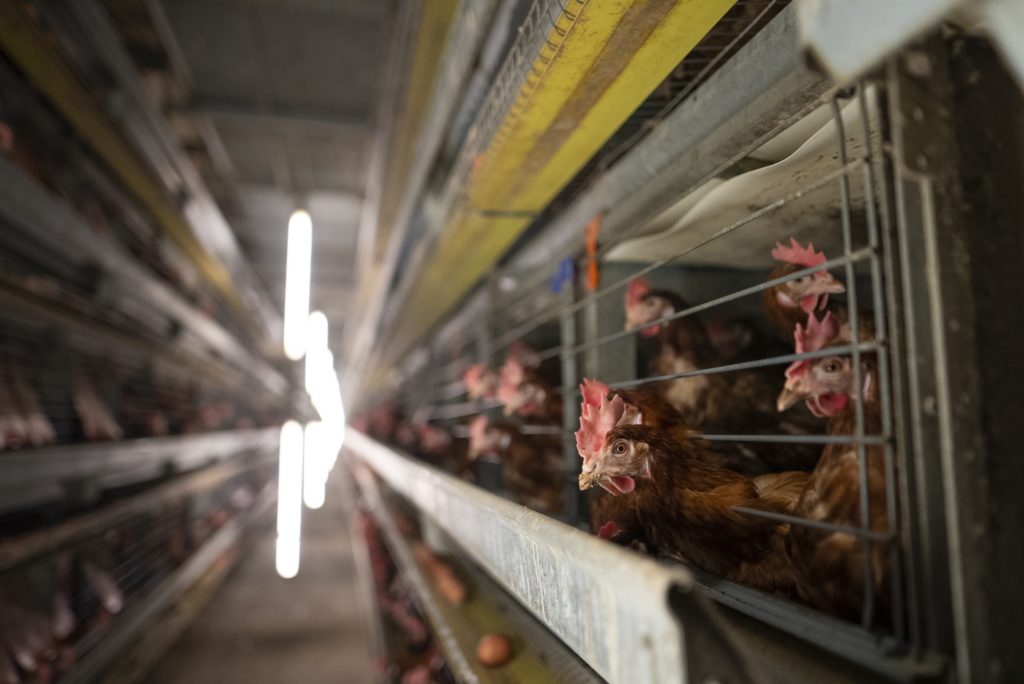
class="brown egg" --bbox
[476,633,512,667]
[435,566,468,605]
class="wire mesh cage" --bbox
[0,463,272,683]
[355,71,947,670]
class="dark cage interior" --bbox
[0,1,1022,684]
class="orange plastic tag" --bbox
[585,214,601,291]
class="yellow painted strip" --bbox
[382,0,735,364]
[0,1,252,328]
[374,0,459,261]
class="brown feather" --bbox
[763,264,807,343]
[488,424,565,513]
[596,423,801,596]
[642,289,819,472]
[753,471,810,513]
[786,363,891,621]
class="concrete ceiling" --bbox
[112,0,395,347]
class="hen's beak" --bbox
[776,386,804,412]
[579,471,600,491]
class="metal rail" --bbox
[0,456,275,573]
[0,156,288,400]
[343,4,1018,681]
[0,1,255,328]
[0,428,279,515]
[347,430,759,684]
[353,460,601,683]
[373,82,938,680]
[64,0,283,339]
[59,487,275,684]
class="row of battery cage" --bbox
[354,85,908,649]
[0,464,272,684]
[0,320,284,452]
[0,57,248,342]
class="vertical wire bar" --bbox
[857,85,907,641]
[832,93,876,629]
[874,82,925,654]
[485,273,500,367]
[559,272,580,525]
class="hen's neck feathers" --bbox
[648,290,719,366]
[763,264,805,341]
[618,426,794,582]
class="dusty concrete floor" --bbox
[148,490,376,684]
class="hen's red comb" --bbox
[786,311,841,379]
[625,278,651,309]
[796,310,840,353]
[468,415,489,448]
[575,378,625,468]
[580,377,610,408]
[463,364,496,399]
[463,364,484,388]
[772,238,827,269]
[499,357,525,388]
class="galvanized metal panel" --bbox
[0,156,289,399]
[347,430,761,684]
[0,428,279,515]
[379,0,738,367]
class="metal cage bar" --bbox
[370,76,937,675]
[350,10,1024,682]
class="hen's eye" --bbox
[823,360,841,373]
[613,441,628,455]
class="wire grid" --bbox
[356,502,458,684]
[437,0,586,220]
[543,0,789,217]
[0,469,266,682]
[0,310,282,452]
[373,81,916,653]
[0,61,244,342]
[0,230,281,401]
[381,0,792,403]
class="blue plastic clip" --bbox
[550,257,574,294]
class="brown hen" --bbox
[625,280,818,472]
[777,311,892,621]
[580,418,804,596]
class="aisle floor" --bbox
[148,488,375,684]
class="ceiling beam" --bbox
[173,99,369,134]
[232,182,363,202]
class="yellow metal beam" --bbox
[382,0,736,365]
[0,1,253,329]
[374,0,459,262]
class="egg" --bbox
[476,633,512,667]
